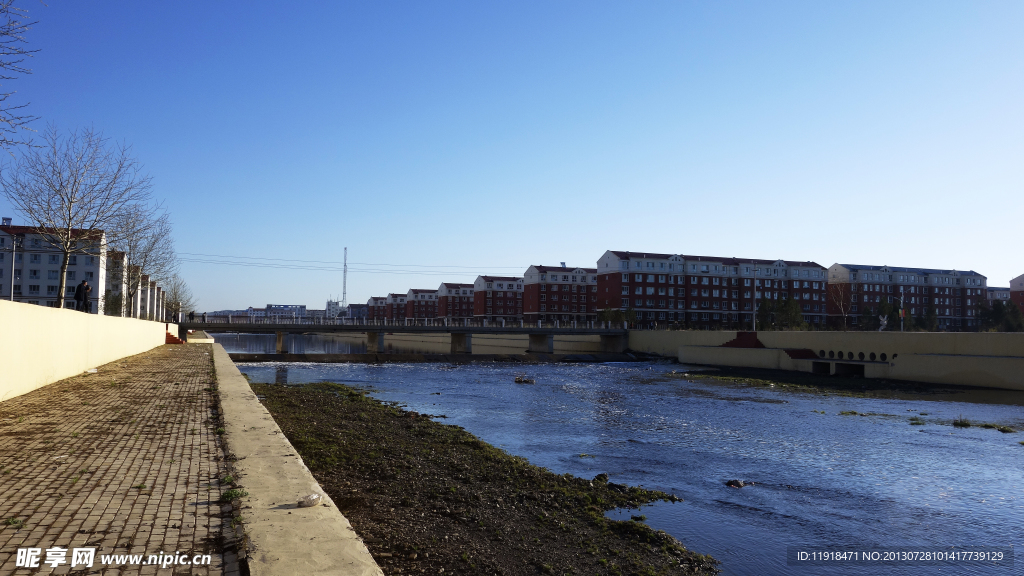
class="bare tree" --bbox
[162,273,195,320]
[1,126,153,307]
[827,273,856,331]
[108,204,177,316]
[0,1,37,150]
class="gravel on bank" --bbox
[252,382,718,576]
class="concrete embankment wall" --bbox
[212,344,382,576]
[0,299,174,401]
[630,330,1024,390]
[331,332,603,354]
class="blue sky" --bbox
[1,1,1021,310]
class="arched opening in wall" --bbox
[869,352,876,361]
[819,350,826,357]
[858,352,865,360]
[880,353,887,361]
[828,350,835,358]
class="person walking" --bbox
[189,311,195,322]
[201,312,207,323]
[73,280,92,313]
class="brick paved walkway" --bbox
[0,344,238,575]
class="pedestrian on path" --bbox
[202,312,207,323]
[73,280,92,312]
[189,311,195,322]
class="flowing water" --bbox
[224,337,1023,575]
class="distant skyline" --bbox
[1,1,1021,310]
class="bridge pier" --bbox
[527,333,554,354]
[450,333,472,354]
[366,331,385,353]
[275,331,286,354]
[600,334,627,353]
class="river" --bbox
[219,335,1023,575]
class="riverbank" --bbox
[252,381,719,575]
[686,365,1024,405]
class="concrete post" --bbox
[366,331,384,353]
[450,333,472,354]
[275,332,286,354]
[527,333,554,354]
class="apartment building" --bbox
[366,297,387,320]
[266,304,306,321]
[472,276,523,322]
[384,293,407,320]
[522,265,598,323]
[1012,274,1024,314]
[104,251,128,316]
[345,303,369,319]
[987,286,1011,307]
[436,282,474,320]
[1,219,106,313]
[405,289,437,319]
[326,300,344,318]
[826,264,987,330]
[595,251,827,328]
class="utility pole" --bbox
[342,247,348,308]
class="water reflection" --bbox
[240,362,1024,576]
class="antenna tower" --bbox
[342,247,348,308]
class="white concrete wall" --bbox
[0,299,174,402]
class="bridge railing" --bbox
[184,315,652,331]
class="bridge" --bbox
[178,319,629,354]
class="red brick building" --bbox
[595,250,828,328]
[436,282,474,320]
[472,276,523,322]
[384,293,407,320]
[366,296,387,320]
[405,288,438,319]
[1011,274,1024,315]
[522,265,597,323]
[826,264,987,331]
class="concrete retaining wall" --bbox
[359,333,604,354]
[212,344,382,576]
[0,299,173,401]
[667,330,1024,390]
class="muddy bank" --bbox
[252,382,718,575]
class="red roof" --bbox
[608,250,822,269]
[0,224,105,241]
[530,265,597,273]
